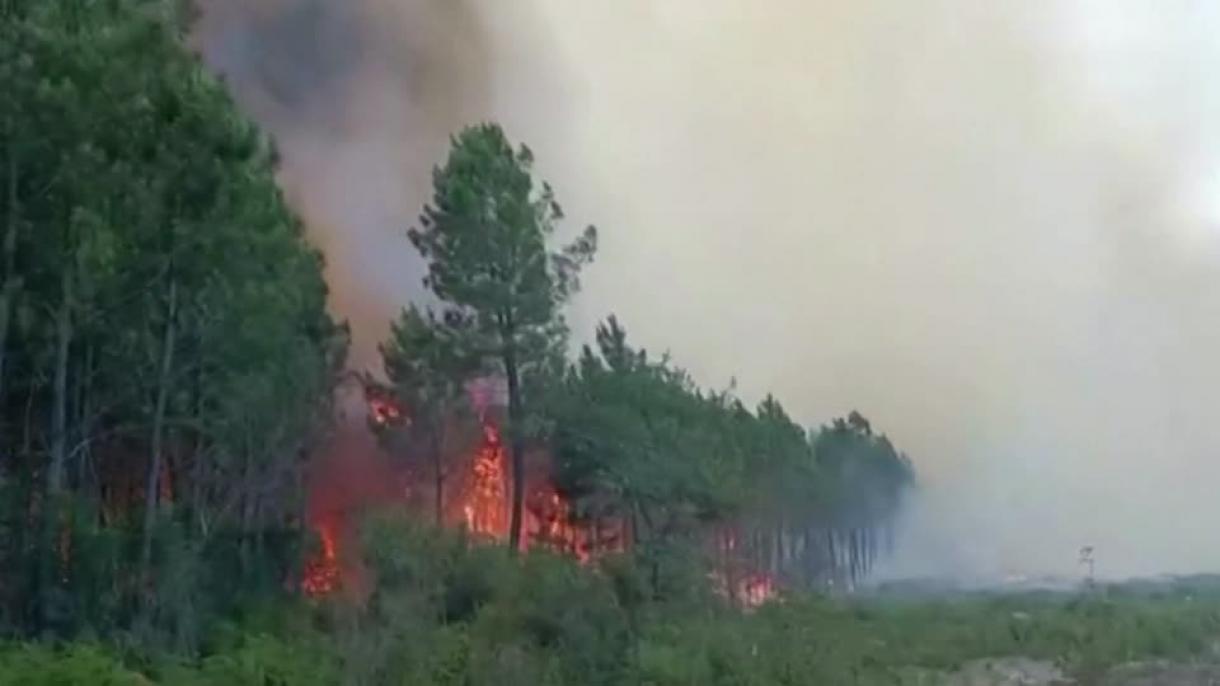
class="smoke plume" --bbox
[196,1,1220,580]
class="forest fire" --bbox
[458,416,615,561]
[365,384,406,429]
[301,406,609,598]
[463,420,508,538]
[302,376,753,603]
[302,521,340,597]
[737,574,779,608]
[715,530,781,608]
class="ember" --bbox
[368,396,404,428]
[714,530,781,608]
[739,574,779,608]
[302,521,340,597]
[710,570,780,608]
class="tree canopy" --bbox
[407,123,597,550]
[0,0,345,642]
[544,316,913,591]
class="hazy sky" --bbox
[197,1,1220,580]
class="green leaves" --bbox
[409,123,596,370]
[0,0,344,640]
[382,305,479,412]
[545,317,915,593]
[405,123,599,547]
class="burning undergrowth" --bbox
[299,364,904,610]
[301,375,634,602]
[300,357,919,616]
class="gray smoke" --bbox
[194,0,494,367]
[197,1,1220,580]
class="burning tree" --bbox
[379,307,477,526]
[337,132,912,605]
[464,418,509,537]
[302,522,341,597]
[365,351,619,562]
[407,124,597,552]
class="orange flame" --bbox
[303,383,627,598]
[457,416,625,561]
[739,574,778,607]
[463,420,509,538]
[714,530,780,608]
[302,521,340,597]
[368,396,404,428]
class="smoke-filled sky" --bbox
[195,1,1220,580]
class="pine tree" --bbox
[409,124,597,550]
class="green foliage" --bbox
[161,633,339,686]
[407,123,598,549]
[546,316,914,595]
[409,124,597,345]
[377,306,481,523]
[9,540,1220,684]
[318,511,633,686]
[0,643,147,686]
[0,0,344,645]
[627,585,1220,685]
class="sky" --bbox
[195,0,1220,580]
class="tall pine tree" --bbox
[409,124,597,550]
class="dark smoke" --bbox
[194,0,493,369]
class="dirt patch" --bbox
[1100,661,1220,685]
[944,658,1073,685]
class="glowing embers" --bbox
[737,574,778,608]
[532,491,584,560]
[526,487,627,562]
[713,529,780,608]
[463,421,508,538]
[456,417,626,561]
[709,570,778,608]
[364,383,407,429]
[302,521,341,597]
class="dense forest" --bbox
[0,0,346,645]
[0,2,1039,684]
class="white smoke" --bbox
[198,1,1220,579]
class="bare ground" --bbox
[909,658,1220,685]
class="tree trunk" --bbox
[190,363,207,537]
[503,343,526,554]
[825,530,837,586]
[0,144,19,402]
[47,268,73,497]
[432,419,445,527]
[74,345,93,493]
[238,433,256,579]
[40,266,73,631]
[141,277,177,575]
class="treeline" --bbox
[0,0,345,643]
[546,319,913,591]
[380,125,915,594]
[1,0,913,668]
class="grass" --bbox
[653,578,1220,683]
[10,536,1220,686]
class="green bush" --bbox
[11,523,1220,685]
[0,643,148,686]
[158,633,339,686]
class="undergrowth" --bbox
[9,520,1220,685]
